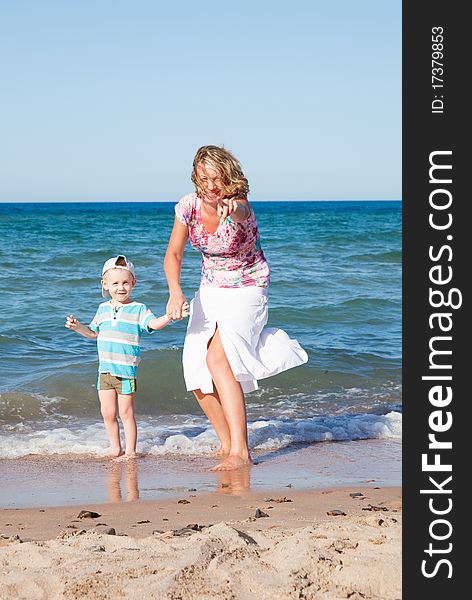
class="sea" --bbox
[0,201,401,461]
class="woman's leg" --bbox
[193,389,231,456]
[206,327,252,470]
[118,394,137,457]
[98,389,123,457]
[216,467,251,494]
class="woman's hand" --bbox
[217,197,250,223]
[166,293,188,321]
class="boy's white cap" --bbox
[101,255,136,297]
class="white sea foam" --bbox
[0,411,401,459]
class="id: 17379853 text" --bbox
[431,26,444,114]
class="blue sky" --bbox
[0,1,401,201]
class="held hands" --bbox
[166,296,190,322]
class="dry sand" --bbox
[0,486,401,599]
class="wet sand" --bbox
[0,439,401,508]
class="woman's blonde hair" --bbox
[191,145,249,199]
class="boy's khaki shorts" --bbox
[97,373,137,395]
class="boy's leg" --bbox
[118,393,137,456]
[124,458,139,501]
[107,461,123,502]
[98,389,123,457]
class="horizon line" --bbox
[0,198,402,204]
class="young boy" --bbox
[65,255,188,458]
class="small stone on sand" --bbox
[77,510,101,519]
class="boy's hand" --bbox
[181,302,190,318]
[64,315,97,339]
[65,314,79,329]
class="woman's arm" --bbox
[163,217,189,320]
[217,197,250,224]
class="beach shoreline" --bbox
[0,439,401,509]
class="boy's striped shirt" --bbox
[89,301,155,378]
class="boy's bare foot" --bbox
[210,454,252,471]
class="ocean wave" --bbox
[269,298,400,327]
[0,371,402,423]
[347,250,402,263]
[0,411,402,458]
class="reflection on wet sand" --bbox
[105,456,251,502]
[215,466,251,495]
[107,458,139,502]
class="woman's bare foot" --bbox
[107,447,124,458]
[210,454,252,471]
[114,451,139,462]
[213,445,230,458]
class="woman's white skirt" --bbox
[182,285,308,394]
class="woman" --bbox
[164,145,307,470]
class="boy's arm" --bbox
[65,315,98,339]
[147,303,190,331]
[147,314,173,331]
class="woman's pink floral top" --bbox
[175,193,270,288]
